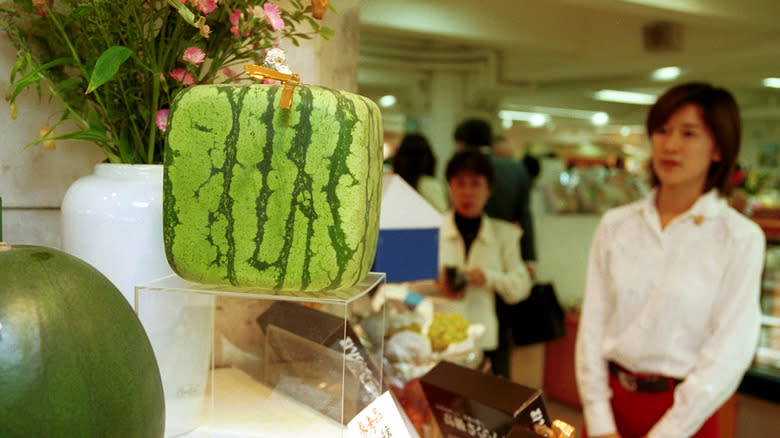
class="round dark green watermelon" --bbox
[0,244,165,437]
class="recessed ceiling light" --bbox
[591,112,609,126]
[652,66,680,81]
[594,89,657,105]
[763,78,780,88]
[378,95,396,108]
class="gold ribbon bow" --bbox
[244,64,301,109]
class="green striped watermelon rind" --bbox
[163,83,382,292]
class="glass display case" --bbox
[135,272,386,438]
[740,222,780,403]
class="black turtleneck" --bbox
[455,213,482,256]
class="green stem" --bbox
[147,73,160,163]
[47,4,115,153]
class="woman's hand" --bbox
[465,267,486,286]
[437,268,462,298]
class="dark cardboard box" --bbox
[420,361,551,438]
[507,424,544,438]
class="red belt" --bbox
[608,361,682,393]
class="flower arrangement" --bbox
[1,0,333,163]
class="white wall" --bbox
[0,36,105,247]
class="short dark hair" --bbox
[393,133,436,188]
[522,154,541,180]
[454,118,493,148]
[446,149,495,187]
[646,82,741,196]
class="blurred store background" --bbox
[358,1,780,435]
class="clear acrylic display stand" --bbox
[135,272,386,438]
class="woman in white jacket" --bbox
[438,149,533,375]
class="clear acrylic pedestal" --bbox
[135,272,386,438]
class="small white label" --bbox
[347,391,418,438]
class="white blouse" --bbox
[575,189,765,438]
[439,212,532,350]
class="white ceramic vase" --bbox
[61,163,211,437]
[61,163,174,305]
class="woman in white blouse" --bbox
[575,82,765,438]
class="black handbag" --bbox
[496,282,566,346]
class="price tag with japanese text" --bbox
[347,391,418,438]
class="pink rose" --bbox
[181,73,195,86]
[196,0,217,14]
[169,68,187,82]
[182,47,206,65]
[169,68,195,86]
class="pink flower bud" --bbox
[156,109,170,132]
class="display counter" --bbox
[740,218,780,402]
[135,272,386,438]
[183,367,346,437]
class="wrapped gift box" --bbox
[419,361,552,438]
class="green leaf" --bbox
[87,107,107,134]
[85,46,133,94]
[24,128,112,147]
[8,57,76,102]
[9,54,26,84]
[56,77,83,94]
[319,26,335,39]
[117,123,135,163]
[166,0,199,27]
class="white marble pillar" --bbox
[426,70,465,178]
[282,0,361,92]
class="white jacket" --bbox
[438,212,532,350]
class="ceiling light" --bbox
[378,95,396,108]
[652,66,680,81]
[594,89,657,105]
[528,114,549,127]
[498,110,548,127]
[591,112,609,126]
[763,78,780,88]
[501,106,604,121]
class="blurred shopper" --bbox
[522,154,541,186]
[438,149,532,377]
[393,133,450,213]
[576,82,765,438]
[454,118,536,262]
[454,118,536,379]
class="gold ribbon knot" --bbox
[244,64,301,109]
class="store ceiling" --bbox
[358,0,780,136]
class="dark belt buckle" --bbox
[617,370,639,392]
